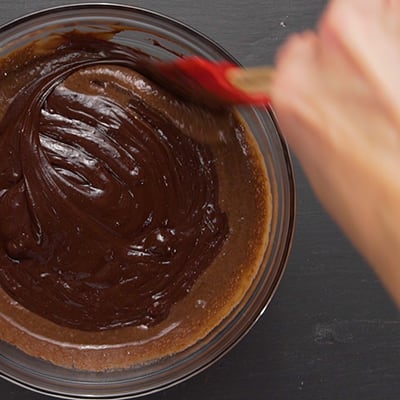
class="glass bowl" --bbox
[0,3,295,399]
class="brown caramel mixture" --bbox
[0,32,270,370]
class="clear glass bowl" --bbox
[0,4,295,399]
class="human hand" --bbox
[270,0,400,304]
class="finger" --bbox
[270,31,321,155]
[319,0,400,123]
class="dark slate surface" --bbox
[1,1,399,399]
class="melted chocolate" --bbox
[0,33,229,331]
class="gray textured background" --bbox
[1,1,399,399]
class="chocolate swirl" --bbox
[0,34,228,331]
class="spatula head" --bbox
[140,56,270,108]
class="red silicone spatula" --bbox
[146,56,274,108]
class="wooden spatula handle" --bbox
[227,66,275,95]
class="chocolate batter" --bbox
[0,31,271,370]
[0,32,228,331]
